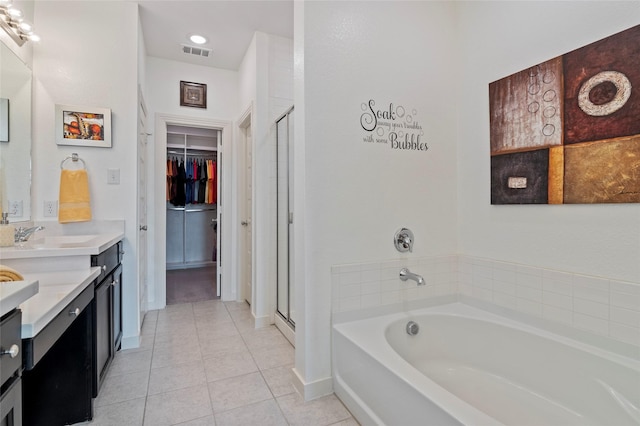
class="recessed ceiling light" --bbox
[189,34,207,45]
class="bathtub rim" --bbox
[333,304,503,426]
[333,294,640,362]
[332,301,640,425]
[387,302,640,370]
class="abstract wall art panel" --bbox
[564,136,640,204]
[489,24,640,205]
[491,150,549,204]
[490,57,563,154]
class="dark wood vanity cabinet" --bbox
[1,309,23,426]
[91,241,123,397]
[22,285,94,426]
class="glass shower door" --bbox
[276,107,295,327]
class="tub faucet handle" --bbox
[394,228,414,253]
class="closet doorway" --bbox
[166,125,220,305]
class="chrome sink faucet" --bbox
[15,226,45,243]
[399,267,425,286]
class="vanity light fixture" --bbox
[0,0,39,46]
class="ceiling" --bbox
[138,1,294,71]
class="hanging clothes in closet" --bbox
[167,153,217,207]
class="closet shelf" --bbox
[167,206,216,212]
[166,143,217,152]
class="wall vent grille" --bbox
[181,44,212,58]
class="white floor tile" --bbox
[95,370,149,407]
[276,392,352,426]
[88,300,357,426]
[208,372,272,413]
[89,397,145,426]
[148,359,207,396]
[203,349,258,382]
[261,364,296,397]
[143,384,213,426]
[214,399,287,426]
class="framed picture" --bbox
[56,104,112,148]
[180,81,207,109]
[0,98,8,142]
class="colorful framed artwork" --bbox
[55,104,112,148]
[489,24,640,204]
[180,81,207,109]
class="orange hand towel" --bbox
[59,169,92,223]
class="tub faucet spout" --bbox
[399,268,425,286]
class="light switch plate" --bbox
[107,168,120,185]
[8,200,23,217]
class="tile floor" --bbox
[81,300,359,426]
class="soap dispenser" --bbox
[0,213,14,247]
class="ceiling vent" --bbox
[182,44,212,58]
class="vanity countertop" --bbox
[19,268,100,338]
[0,280,39,318]
[0,232,124,260]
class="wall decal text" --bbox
[360,99,428,151]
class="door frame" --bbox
[137,86,148,326]
[151,113,234,309]
[237,104,255,308]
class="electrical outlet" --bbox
[44,201,58,218]
[8,200,23,217]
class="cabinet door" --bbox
[112,264,123,351]
[93,276,113,397]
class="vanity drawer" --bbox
[0,309,22,385]
[22,284,94,370]
[91,242,121,282]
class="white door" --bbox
[137,89,148,322]
[216,130,222,298]
[243,124,253,304]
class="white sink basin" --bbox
[29,234,99,249]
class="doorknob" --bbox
[241,220,250,226]
[139,225,148,231]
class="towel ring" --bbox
[60,153,87,170]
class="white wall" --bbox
[32,1,140,341]
[237,32,293,326]
[295,1,459,398]
[456,1,640,284]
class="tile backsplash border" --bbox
[331,254,640,349]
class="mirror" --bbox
[0,40,32,222]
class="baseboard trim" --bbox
[292,368,333,401]
[254,314,272,329]
[120,334,141,350]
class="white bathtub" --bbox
[332,303,640,426]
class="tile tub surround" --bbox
[331,255,459,315]
[331,255,640,350]
[78,300,357,426]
